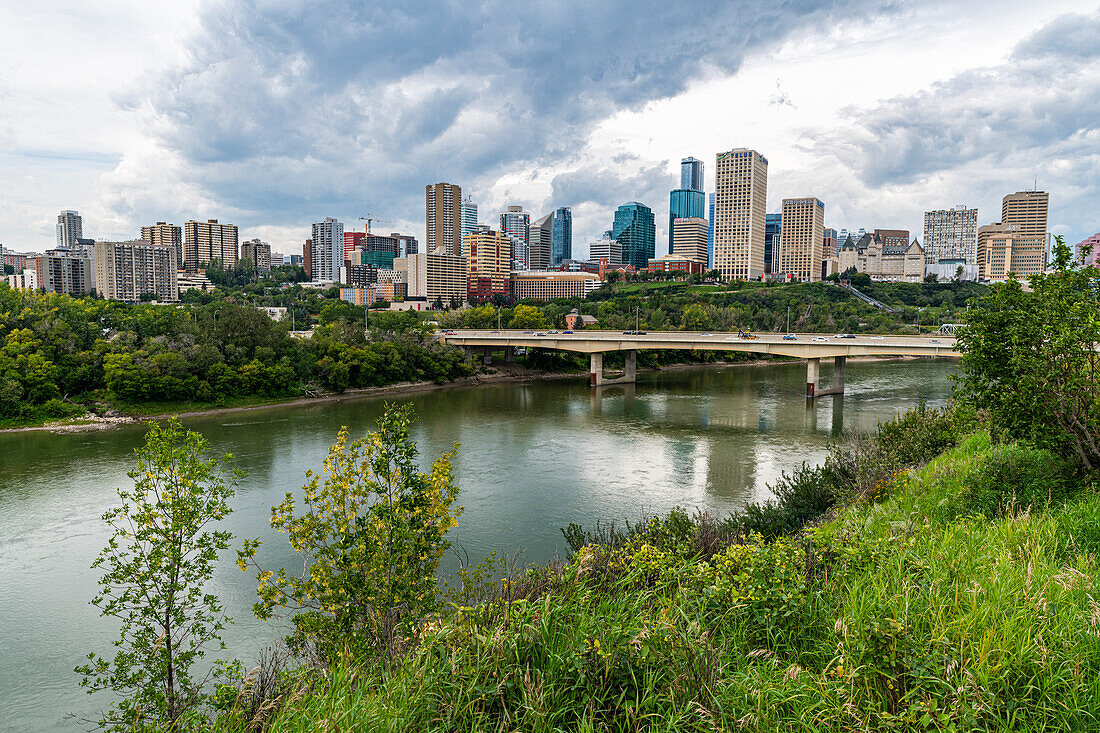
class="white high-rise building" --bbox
[311,218,344,281]
[57,210,83,248]
[529,213,554,271]
[923,206,978,264]
[589,237,622,266]
[500,206,530,270]
[713,148,768,280]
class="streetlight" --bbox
[635,305,640,332]
[786,305,791,334]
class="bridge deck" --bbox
[443,330,958,358]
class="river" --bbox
[0,359,954,731]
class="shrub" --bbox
[734,464,839,539]
[960,442,1074,517]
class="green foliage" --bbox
[507,303,549,329]
[76,419,238,730]
[959,442,1074,517]
[240,404,462,662]
[957,235,1100,469]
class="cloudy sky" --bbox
[1,0,1098,258]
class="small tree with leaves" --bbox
[76,419,239,730]
[239,404,461,662]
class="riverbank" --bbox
[0,354,938,434]
[210,404,1100,732]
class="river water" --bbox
[0,359,954,731]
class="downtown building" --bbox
[670,217,709,264]
[612,202,655,271]
[56,210,83,249]
[669,156,705,259]
[93,240,179,302]
[529,213,553,271]
[589,236,622,266]
[396,252,468,305]
[466,229,512,302]
[460,196,478,251]
[426,182,463,255]
[713,148,768,280]
[511,270,601,300]
[923,206,978,265]
[183,219,239,271]
[764,213,782,273]
[778,197,825,282]
[141,222,183,267]
[311,218,344,282]
[976,224,1047,281]
[499,206,530,270]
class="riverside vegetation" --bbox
[0,276,978,428]
[73,239,1100,730]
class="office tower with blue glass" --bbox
[669,157,705,258]
[765,213,782,274]
[553,206,572,264]
[612,202,656,270]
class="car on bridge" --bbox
[783,334,797,340]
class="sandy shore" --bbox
[1,355,932,434]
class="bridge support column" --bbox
[589,352,604,387]
[624,350,637,382]
[462,346,474,360]
[505,345,516,363]
[834,355,846,393]
[806,357,820,398]
[482,347,492,365]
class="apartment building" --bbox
[183,219,239,271]
[976,224,1047,281]
[426,182,463,255]
[240,239,272,270]
[33,250,92,296]
[141,222,183,266]
[923,206,977,264]
[397,252,468,304]
[93,240,179,302]
[510,271,601,300]
[466,229,512,302]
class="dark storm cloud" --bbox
[124,0,894,231]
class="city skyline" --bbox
[0,2,1098,258]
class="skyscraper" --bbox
[923,206,978,264]
[553,206,572,264]
[530,213,554,270]
[778,198,825,281]
[426,182,462,256]
[681,156,704,191]
[466,229,512,302]
[183,219,239,271]
[589,237,622,266]
[764,213,782,274]
[460,196,478,253]
[612,202,656,271]
[500,206,530,270]
[311,217,344,281]
[1001,190,1049,236]
[707,193,715,269]
[94,240,179,302]
[56,210,83,249]
[391,233,418,257]
[713,148,768,280]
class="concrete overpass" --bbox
[442,329,958,397]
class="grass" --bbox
[212,422,1100,732]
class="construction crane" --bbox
[359,215,393,236]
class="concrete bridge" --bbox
[443,329,958,397]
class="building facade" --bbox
[529,213,554,271]
[680,156,704,191]
[183,219,239,271]
[669,188,705,258]
[240,239,272,271]
[141,222,183,267]
[553,206,572,265]
[612,202,656,271]
[713,148,767,280]
[93,240,179,302]
[838,235,925,282]
[1075,233,1100,265]
[56,210,83,249]
[976,224,1047,281]
[589,237,622,266]
[778,197,825,281]
[460,196,478,252]
[671,217,709,263]
[499,206,530,271]
[311,218,344,282]
[511,271,601,300]
[426,182,463,255]
[923,206,978,265]
[646,255,706,275]
[33,250,93,296]
[1001,190,1049,236]
[466,229,512,302]
[874,229,910,250]
[391,233,418,257]
[397,252,468,304]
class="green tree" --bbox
[958,236,1100,469]
[76,419,238,730]
[508,304,549,329]
[240,404,462,661]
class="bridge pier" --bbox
[808,355,846,399]
[505,345,516,363]
[590,350,637,387]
